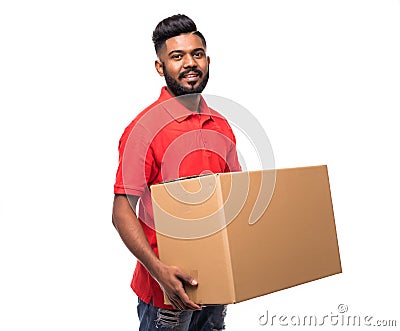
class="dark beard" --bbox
[162,63,209,96]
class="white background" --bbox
[1,0,399,330]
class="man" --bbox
[112,14,241,330]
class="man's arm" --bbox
[112,194,201,310]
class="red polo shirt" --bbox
[114,87,241,309]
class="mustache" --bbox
[178,68,203,79]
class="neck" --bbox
[168,89,201,113]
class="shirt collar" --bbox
[158,87,214,123]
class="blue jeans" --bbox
[137,298,227,330]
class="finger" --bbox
[172,301,183,310]
[175,301,186,311]
[171,276,201,310]
[176,270,198,287]
[169,299,181,310]
[168,286,189,310]
[185,300,202,310]
[177,290,201,310]
[169,295,185,311]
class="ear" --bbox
[207,56,210,65]
[155,60,164,77]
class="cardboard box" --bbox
[151,165,341,305]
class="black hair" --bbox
[152,14,207,55]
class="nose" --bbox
[183,54,196,68]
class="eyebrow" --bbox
[167,47,206,56]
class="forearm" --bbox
[112,195,162,277]
[112,194,200,310]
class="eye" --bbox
[171,54,183,60]
[193,51,204,58]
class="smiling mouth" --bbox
[179,69,202,80]
[180,73,200,85]
[184,73,199,78]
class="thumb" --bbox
[177,270,198,286]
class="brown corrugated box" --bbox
[151,165,342,305]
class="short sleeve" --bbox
[114,121,155,196]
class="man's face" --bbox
[155,33,210,96]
